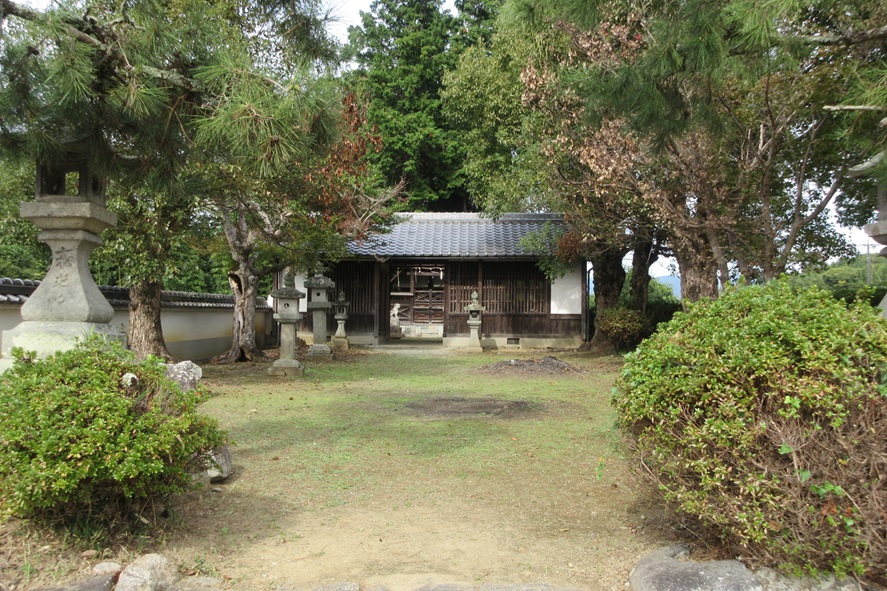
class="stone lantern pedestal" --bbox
[268,271,305,376]
[305,272,335,356]
[332,290,350,350]
[1,158,125,360]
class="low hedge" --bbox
[0,336,226,526]
[613,281,886,583]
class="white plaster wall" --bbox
[550,262,584,315]
[0,306,22,340]
[0,305,272,362]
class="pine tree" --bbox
[0,0,343,359]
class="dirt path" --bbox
[162,350,677,591]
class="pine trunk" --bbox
[213,266,267,364]
[128,280,174,361]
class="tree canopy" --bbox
[348,0,480,211]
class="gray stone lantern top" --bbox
[464,291,485,315]
[334,290,350,318]
[270,271,306,301]
[271,272,304,323]
[305,271,335,311]
[36,146,107,206]
[304,271,335,291]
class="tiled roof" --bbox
[0,278,269,310]
[348,212,565,258]
[0,277,40,304]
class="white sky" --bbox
[327,0,457,45]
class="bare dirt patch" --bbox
[476,356,585,375]
[400,397,541,418]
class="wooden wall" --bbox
[312,258,584,340]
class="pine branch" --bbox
[796,25,887,46]
[2,0,201,94]
[823,105,887,113]
[0,0,38,21]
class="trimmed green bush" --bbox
[0,336,226,525]
[613,281,887,583]
[596,307,651,350]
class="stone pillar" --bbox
[332,290,350,350]
[304,272,334,356]
[1,158,125,360]
[268,271,305,376]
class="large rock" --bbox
[754,567,862,591]
[165,361,202,392]
[115,554,179,591]
[630,544,762,591]
[35,574,116,591]
[205,445,233,483]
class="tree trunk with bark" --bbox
[128,280,174,361]
[586,246,628,352]
[213,263,267,364]
[628,233,656,313]
[672,233,719,303]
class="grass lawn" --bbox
[0,348,676,591]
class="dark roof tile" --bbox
[349,212,564,258]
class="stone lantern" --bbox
[268,271,305,376]
[304,271,335,356]
[463,291,485,352]
[332,290,351,350]
[1,155,125,359]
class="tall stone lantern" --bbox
[1,156,125,359]
[305,271,335,356]
[332,290,351,350]
[268,271,305,376]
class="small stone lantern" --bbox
[463,291,485,352]
[268,271,305,376]
[332,290,351,350]
[305,271,335,356]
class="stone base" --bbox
[332,336,349,350]
[307,344,333,356]
[1,320,126,359]
[445,337,484,352]
[268,359,304,376]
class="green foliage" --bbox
[0,157,49,279]
[614,280,887,581]
[441,31,547,212]
[595,307,650,351]
[348,0,468,210]
[519,222,573,279]
[0,336,227,526]
[788,255,887,306]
